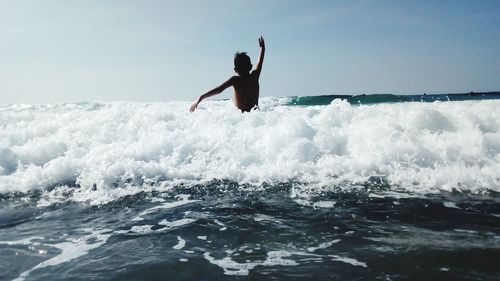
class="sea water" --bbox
[0,94,499,280]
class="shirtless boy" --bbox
[190,36,265,112]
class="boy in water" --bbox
[190,36,265,112]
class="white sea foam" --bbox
[130,225,154,234]
[307,239,341,252]
[158,218,196,228]
[1,99,499,204]
[204,250,298,276]
[0,236,45,246]
[444,201,461,209]
[173,236,186,250]
[132,194,198,221]
[8,229,111,281]
[328,255,367,267]
[204,248,366,276]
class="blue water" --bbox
[1,93,499,280]
[287,92,500,106]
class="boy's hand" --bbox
[189,101,199,112]
[258,36,265,49]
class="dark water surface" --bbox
[1,182,499,281]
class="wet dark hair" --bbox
[234,52,252,73]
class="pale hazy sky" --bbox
[1,0,499,104]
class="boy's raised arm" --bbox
[190,77,234,112]
[255,36,265,77]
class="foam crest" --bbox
[1,99,499,203]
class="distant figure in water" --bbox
[190,36,265,112]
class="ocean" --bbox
[1,93,499,280]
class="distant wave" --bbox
[1,97,499,204]
[287,92,500,106]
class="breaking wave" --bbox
[1,98,499,204]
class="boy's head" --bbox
[234,52,252,74]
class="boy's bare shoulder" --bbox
[221,75,238,86]
[225,75,238,83]
[250,70,261,78]
[230,75,243,84]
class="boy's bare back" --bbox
[229,70,259,112]
[190,36,265,113]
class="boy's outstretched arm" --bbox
[254,36,265,77]
[190,77,234,112]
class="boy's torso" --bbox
[232,72,259,112]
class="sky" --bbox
[0,0,499,104]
